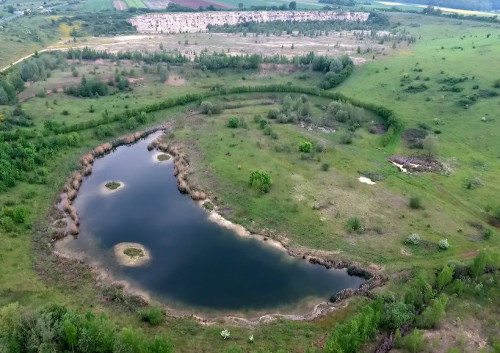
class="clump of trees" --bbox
[325,249,500,353]
[65,76,109,97]
[267,94,311,124]
[0,304,174,353]
[322,100,372,131]
[195,52,262,71]
[200,101,223,115]
[0,52,66,106]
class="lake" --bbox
[57,133,365,314]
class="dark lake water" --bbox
[59,133,365,313]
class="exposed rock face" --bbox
[130,11,370,34]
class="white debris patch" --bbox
[358,176,376,185]
[130,11,371,34]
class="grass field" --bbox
[1,10,500,353]
[81,0,115,11]
[0,16,60,67]
[124,0,148,9]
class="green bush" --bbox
[346,217,362,233]
[416,293,448,329]
[249,170,272,193]
[409,196,422,209]
[322,163,330,171]
[397,329,426,353]
[267,108,280,119]
[227,117,239,128]
[140,307,164,326]
[436,264,454,291]
[200,101,222,115]
[381,301,415,330]
[339,133,353,144]
[324,302,382,353]
[299,141,313,153]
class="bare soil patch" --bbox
[166,75,186,86]
[389,156,443,173]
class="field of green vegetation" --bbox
[124,0,148,9]
[0,8,500,353]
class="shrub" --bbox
[299,141,312,153]
[416,294,448,329]
[249,170,272,193]
[438,239,449,250]
[409,196,422,209]
[339,133,353,144]
[346,217,362,233]
[200,101,222,115]
[404,233,421,245]
[140,307,163,326]
[382,301,415,330]
[315,143,326,153]
[322,163,330,171]
[259,119,268,129]
[397,329,426,353]
[227,117,239,128]
[436,264,454,291]
[253,114,261,123]
[267,108,280,119]
[9,206,28,224]
[0,216,15,231]
[494,79,500,88]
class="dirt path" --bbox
[113,0,128,11]
[0,48,62,73]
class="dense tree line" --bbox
[207,12,390,35]
[65,47,188,65]
[195,52,262,70]
[65,77,110,98]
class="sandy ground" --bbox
[114,242,151,267]
[71,30,395,63]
